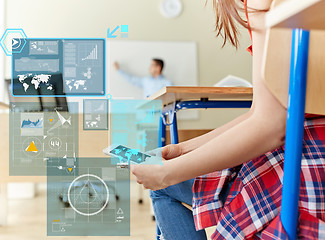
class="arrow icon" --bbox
[12,38,21,49]
[12,39,18,46]
[107,26,120,38]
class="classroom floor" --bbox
[0,182,156,240]
[0,181,215,239]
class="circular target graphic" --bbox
[67,174,109,216]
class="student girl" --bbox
[132,0,325,239]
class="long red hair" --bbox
[212,0,265,48]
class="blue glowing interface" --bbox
[12,39,105,96]
[110,145,151,164]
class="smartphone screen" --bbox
[110,145,151,164]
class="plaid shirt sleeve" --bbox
[192,117,325,240]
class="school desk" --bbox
[148,86,253,146]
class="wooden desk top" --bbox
[0,102,9,110]
[266,0,325,30]
[148,86,253,106]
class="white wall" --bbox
[109,41,198,98]
[0,0,5,103]
[5,0,252,129]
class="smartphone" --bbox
[103,144,152,164]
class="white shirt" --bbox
[118,70,173,98]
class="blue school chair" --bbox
[265,1,325,239]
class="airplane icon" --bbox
[56,110,71,125]
[47,111,71,132]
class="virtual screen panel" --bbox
[47,157,130,236]
[83,99,109,130]
[110,99,162,165]
[12,39,105,96]
[9,102,79,176]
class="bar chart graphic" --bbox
[136,105,155,125]
[82,45,98,61]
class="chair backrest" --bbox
[262,0,325,115]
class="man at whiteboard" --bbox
[113,59,173,98]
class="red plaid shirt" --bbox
[192,117,325,239]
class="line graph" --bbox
[21,118,43,128]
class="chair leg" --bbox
[154,113,167,237]
[281,29,310,240]
[156,224,162,240]
[138,184,144,204]
[150,200,155,220]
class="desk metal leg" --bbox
[156,110,178,239]
[158,114,166,147]
[281,29,309,240]
[156,224,162,240]
[0,184,8,226]
[156,115,166,239]
[169,110,179,144]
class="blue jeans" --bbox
[150,179,207,240]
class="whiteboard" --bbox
[107,40,199,120]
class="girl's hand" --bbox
[146,144,183,160]
[162,144,183,160]
[133,144,183,190]
[131,163,169,191]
